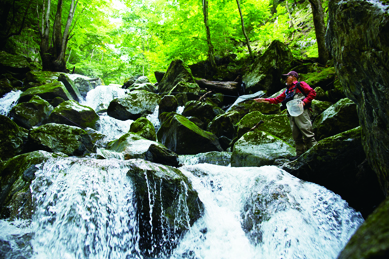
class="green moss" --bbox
[19,81,73,103]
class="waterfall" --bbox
[0,90,22,116]
[0,85,365,259]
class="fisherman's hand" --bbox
[254,98,269,103]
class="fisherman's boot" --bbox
[305,137,318,150]
[289,140,305,161]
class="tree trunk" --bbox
[202,0,217,71]
[308,0,329,64]
[236,0,253,59]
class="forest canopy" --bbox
[0,0,326,84]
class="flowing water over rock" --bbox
[0,83,365,258]
[0,90,22,116]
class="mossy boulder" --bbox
[50,96,66,107]
[302,66,336,91]
[327,0,389,196]
[129,117,157,141]
[127,159,203,257]
[242,40,294,95]
[157,113,223,154]
[158,59,196,94]
[159,95,178,116]
[145,144,179,167]
[337,196,389,259]
[123,75,142,89]
[310,99,332,122]
[9,95,54,129]
[182,100,224,128]
[282,127,384,217]
[74,77,94,99]
[231,131,295,167]
[23,70,61,89]
[0,51,31,78]
[228,99,280,120]
[207,110,241,140]
[58,74,82,102]
[48,100,99,129]
[0,77,15,97]
[234,111,293,146]
[27,123,93,156]
[313,98,359,140]
[0,115,28,161]
[168,82,200,106]
[0,150,65,219]
[18,81,73,104]
[107,90,160,120]
[154,71,165,83]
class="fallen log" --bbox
[196,79,238,95]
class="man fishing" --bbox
[254,71,317,161]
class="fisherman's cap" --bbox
[282,71,299,79]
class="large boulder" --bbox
[158,59,196,94]
[48,100,99,130]
[301,66,336,91]
[157,113,223,154]
[74,77,95,99]
[0,150,64,219]
[234,111,293,146]
[182,100,224,128]
[0,51,31,79]
[23,71,61,89]
[0,77,14,97]
[313,98,359,140]
[242,40,294,95]
[27,123,94,156]
[282,127,384,217]
[129,117,157,141]
[231,131,295,167]
[337,196,389,259]
[0,115,28,161]
[326,0,389,196]
[18,81,73,104]
[106,133,178,166]
[159,95,178,116]
[207,110,241,140]
[122,75,142,89]
[107,90,160,120]
[9,95,54,129]
[58,74,82,102]
[127,159,204,257]
[168,82,200,106]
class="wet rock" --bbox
[27,123,94,156]
[129,117,156,141]
[168,81,200,106]
[0,77,15,97]
[337,196,389,259]
[282,127,384,217]
[74,77,95,99]
[0,51,31,79]
[327,0,389,196]
[0,115,28,161]
[178,151,232,166]
[302,66,336,91]
[58,74,82,102]
[107,90,160,120]
[9,95,54,129]
[243,40,294,95]
[50,96,66,107]
[207,110,241,140]
[158,59,196,94]
[154,71,165,83]
[313,98,359,140]
[127,159,204,257]
[145,144,179,167]
[23,70,61,90]
[157,113,223,154]
[159,95,178,116]
[0,150,64,219]
[310,99,332,122]
[233,111,293,146]
[231,131,295,167]
[18,81,73,104]
[122,75,142,89]
[182,100,224,128]
[48,100,99,130]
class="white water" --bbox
[82,85,128,111]
[0,90,22,116]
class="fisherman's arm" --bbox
[254,91,286,104]
[300,81,316,105]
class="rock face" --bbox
[157,113,223,154]
[326,0,389,196]
[74,77,95,99]
[182,100,224,128]
[282,127,384,217]
[10,96,54,129]
[18,81,73,104]
[27,123,93,156]
[129,117,157,141]
[48,100,99,130]
[23,71,61,89]
[158,59,196,94]
[168,82,200,106]
[107,90,160,120]
[313,98,359,140]
[337,196,389,259]
[243,40,293,94]
[127,159,204,257]
[0,151,63,219]
[231,131,295,167]
[58,74,82,102]
[0,115,28,161]
[0,51,31,79]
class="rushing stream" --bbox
[0,81,364,259]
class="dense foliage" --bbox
[1,0,327,84]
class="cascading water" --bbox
[0,90,22,116]
[0,84,365,258]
